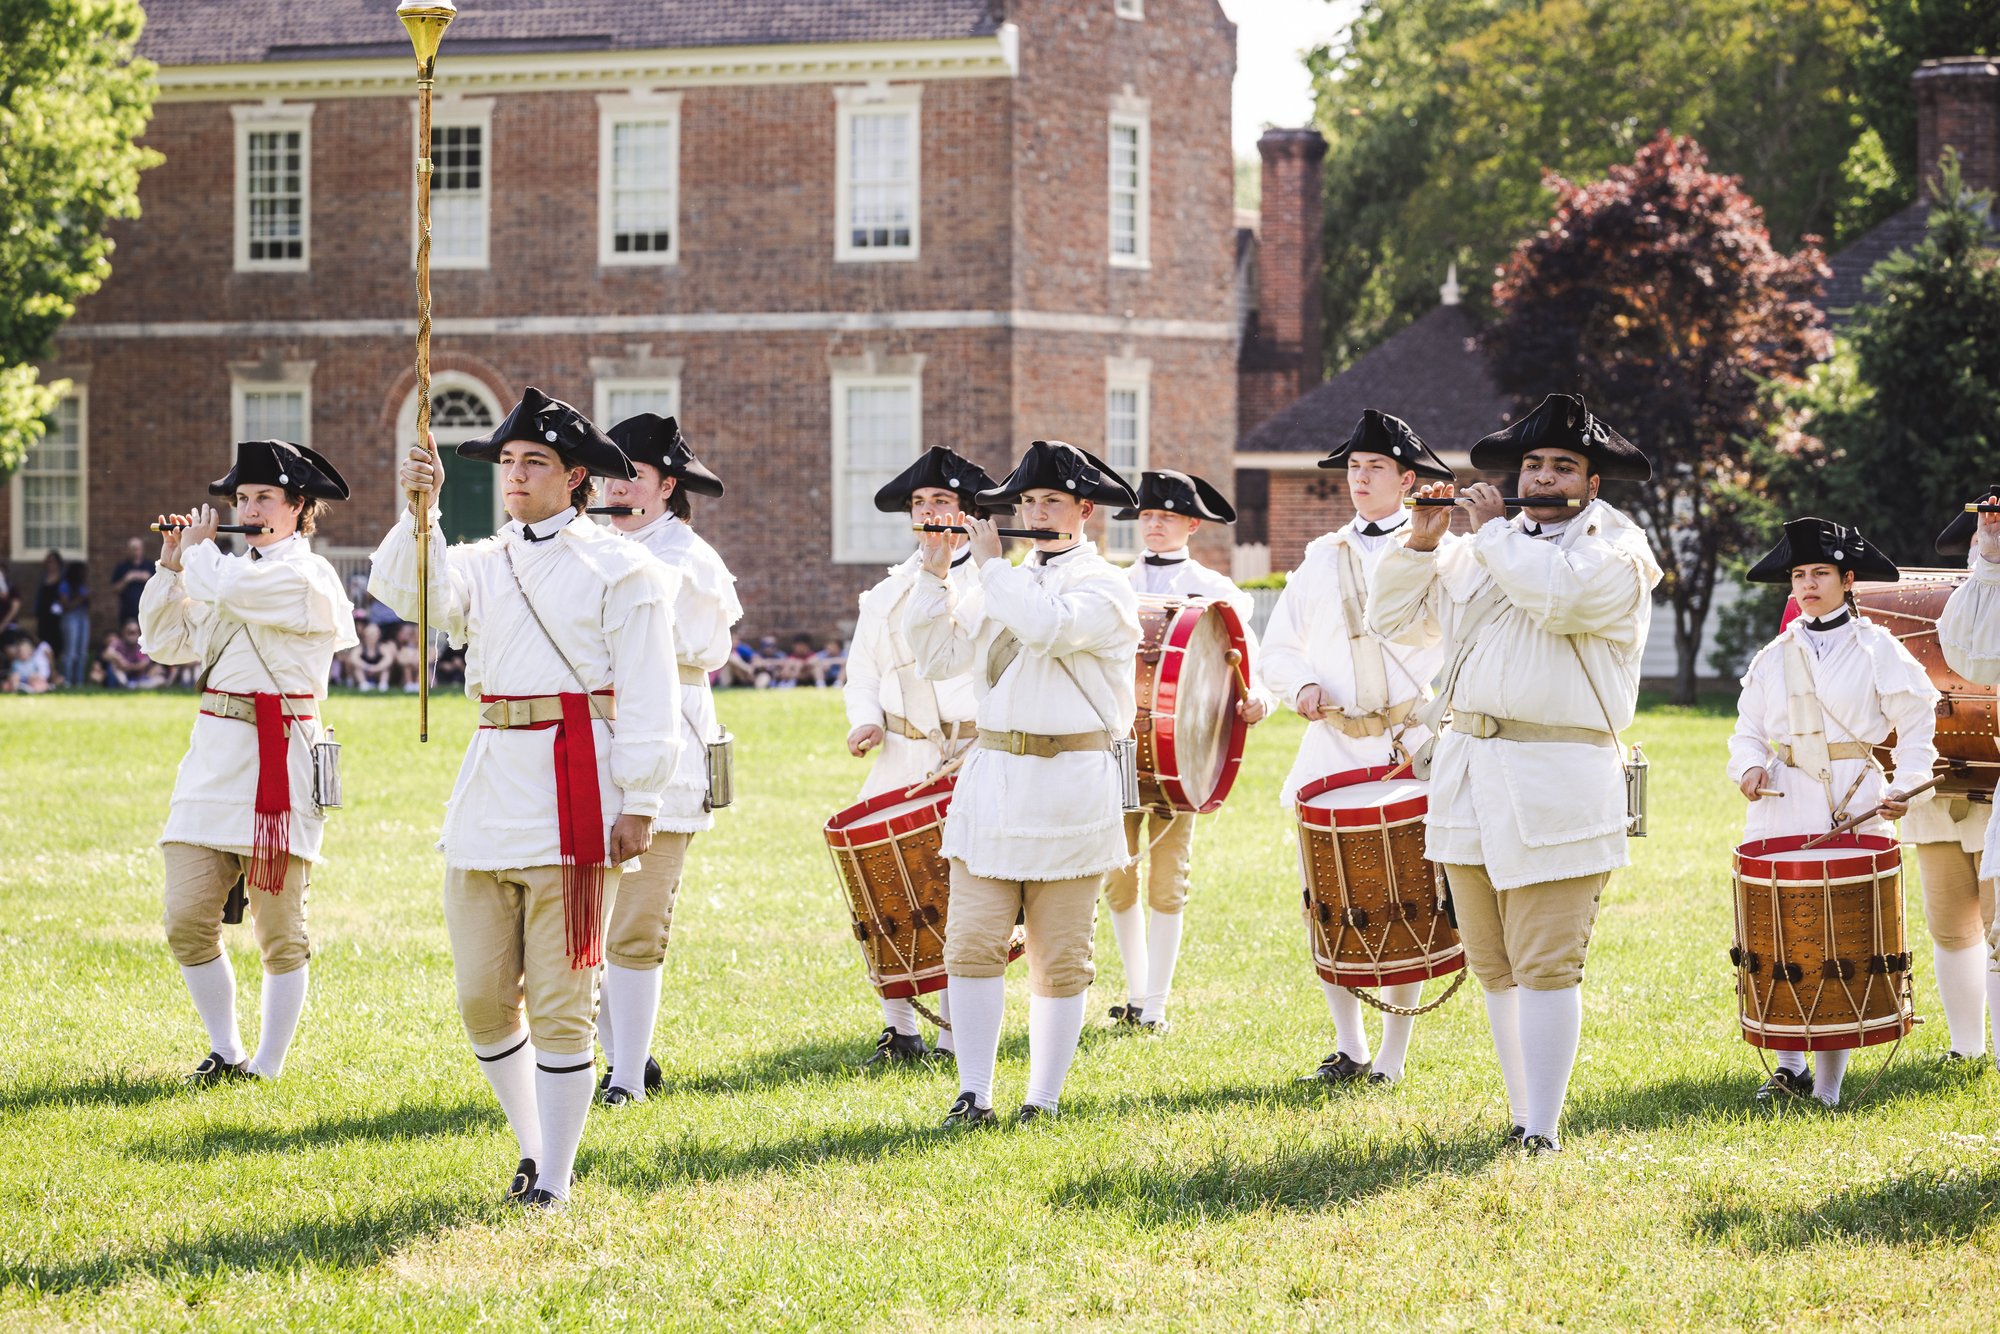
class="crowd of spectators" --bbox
[718,632,845,689]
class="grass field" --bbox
[1,688,1997,1330]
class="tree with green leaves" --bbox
[1486,133,1831,705]
[0,0,159,479]
[1850,0,2000,225]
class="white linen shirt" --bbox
[617,512,741,833]
[904,541,1141,881]
[1369,500,1663,889]
[1939,551,2000,869]
[1726,617,1938,842]
[846,550,982,800]
[139,534,358,862]
[1261,514,1443,806]
[368,506,681,871]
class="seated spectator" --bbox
[112,536,156,625]
[347,621,395,692]
[393,623,427,692]
[56,559,90,688]
[810,637,845,688]
[434,641,467,688]
[4,633,52,695]
[100,620,166,689]
[0,563,20,633]
[714,632,759,688]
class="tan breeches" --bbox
[604,833,694,970]
[443,865,623,1057]
[162,842,311,975]
[1915,843,1994,951]
[1443,863,1608,992]
[943,860,1101,998]
[1102,809,1196,914]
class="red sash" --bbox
[201,690,314,895]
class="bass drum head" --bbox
[1172,607,1237,810]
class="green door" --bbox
[438,447,495,544]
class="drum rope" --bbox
[878,835,952,1033]
[1348,969,1466,1017]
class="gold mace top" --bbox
[398,1,457,66]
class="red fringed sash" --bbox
[552,692,608,970]
[247,693,292,894]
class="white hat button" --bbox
[1392,446,1402,456]
[545,430,558,443]
[278,473,289,484]
[1065,480,1076,490]
[1165,500,1175,509]
[1833,549,1845,561]
[948,477,960,487]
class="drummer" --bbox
[1261,410,1455,1086]
[905,440,1141,1126]
[842,446,1006,1065]
[1729,517,1938,1106]
[1904,492,1999,1068]
[1101,470,1272,1034]
[1939,490,2000,1066]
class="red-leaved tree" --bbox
[1486,132,1831,703]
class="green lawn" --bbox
[0,689,1995,1330]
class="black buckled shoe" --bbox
[1754,1067,1814,1103]
[1365,1070,1397,1088]
[1522,1134,1561,1156]
[599,1086,639,1107]
[505,1157,538,1203]
[187,1051,251,1087]
[1017,1103,1057,1126]
[1139,1017,1171,1035]
[1297,1052,1373,1085]
[644,1055,663,1093]
[1503,1125,1526,1149]
[1108,1004,1143,1028]
[930,1046,957,1065]
[864,1026,929,1066]
[519,1188,565,1211]
[942,1092,996,1129]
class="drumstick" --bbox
[587,505,646,517]
[150,523,273,535]
[1753,788,1783,797]
[913,523,1073,540]
[1404,497,1584,509]
[1798,776,1944,850]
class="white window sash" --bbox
[233,107,314,273]
[426,115,491,270]
[10,391,88,561]
[597,93,682,267]
[231,384,312,451]
[831,373,922,563]
[1103,378,1149,558]
[1108,111,1150,269]
[835,87,921,263]
[593,378,682,428]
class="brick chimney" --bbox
[1915,57,2000,196]
[1238,127,1327,439]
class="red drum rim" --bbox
[1733,833,1901,880]
[1145,598,1250,813]
[824,776,956,848]
[1295,764,1426,830]
[1316,948,1464,989]
[877,975,949,1000]
[1740,1016,1912,1052]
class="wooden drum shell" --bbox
[1856,571,1998,799]
[1132,596,1250,815]
[825,780,957,1000]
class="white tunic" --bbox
[617,512,741,833]
[1939,551,2000,868]
[1261,514,1443,806]
[845,550,982,801]
[139,535,358,862]
[1727,616,1938,842]
[1370,501,1663,890]
[368,506,681,871]
[904,542,1141,881]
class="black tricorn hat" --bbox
[209,439,351,501]
[607,414,724,497]
[974,440,1139,509]
[458,386,634,480]
[1747,517,1899,585]
[873,446,1011,517]
[1470,394,1651,483]
[1317,409,1455,481]
[1114,469,1236,523]
[1934,484,1999,559]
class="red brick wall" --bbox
[1264,470,1473,574]
[1917,57,2000,196]
[1237,127,1326,438]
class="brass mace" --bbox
[398,1,455,742]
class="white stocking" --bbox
[180,955,245,1065]
[1319,980,1371,1064]
[534,1050,595,1200]
[470,1028,542,1164]
[1371,980,1422,1081]
[245,965,308,1079]
[1024,991,1088,1110]
[1481,987,1527,1127]
[1109,904,1147,1006]
[1517,985,1583,1141]
[946,975,1006,1109]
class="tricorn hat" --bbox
[974,439,1139,509]
[1934,484,1999,559]
[873,446,1011,517]
[1113,469,1236,523]
[1317,409,1455,481]
[458,386,634,480]
[1747,517,1899,585]
[1469,394,1651,483]
[209,439,351,501]
[607,414,724,497]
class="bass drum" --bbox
[1855,570,1998,797]
[1132,595,1250,814]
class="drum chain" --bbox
[1348,969,1466,1017]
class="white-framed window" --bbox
[831,371,922,562]
[1104,359,1151,559]
[10,390,87,561]
[1115,0,1146,18]
[232,104,314,272]
[421,100,493,269]
[230,355,313,451]
[597,92,682,266]
[594,377,681,427]
[835,84,921,262]
[1109,102,1151,269]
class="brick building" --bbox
[1,0,1239,642]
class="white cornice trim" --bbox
[60,309,1237,341]
[153,36,1019,103]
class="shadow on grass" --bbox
[1048,1125,1503,1225]
[0,1070,185,1117]
[1688,1163,2000,1250]
[1563,1051,1971,1136]
[0,1194,489,1294]
[658,1028,1052,1097]
[125,1097,501,1161]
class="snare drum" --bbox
[825,780,957,1000]
[1296,766,1464,988]
[1856,572,1998,798]
[1731,834,1913,1051]
[1133,596,1250,814]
